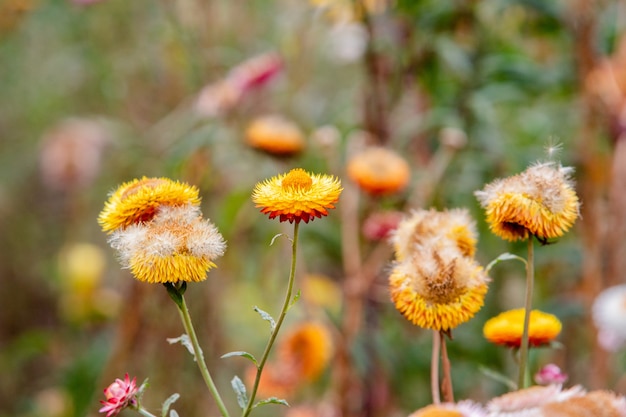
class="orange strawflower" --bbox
[279,322,333,381]
[252,168,342,223]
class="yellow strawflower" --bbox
[483,308,562,348]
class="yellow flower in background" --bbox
[98,177,201,233]
[252,168,342,223]
[346,146,411,195]
[109,205,226,284]
[245,115,306,156]
[475,162,580,242]
[389,253,489,331]
[279,321,333,381]
[483,308,562,348]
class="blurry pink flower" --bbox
[534,364,568,385]
[99,374,138,417]
[362,211,403,241]
[227,52,283,93]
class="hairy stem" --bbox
[243,222,300,417]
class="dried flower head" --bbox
[409,400,486,417]
[483,309,562,348]
[252,168,342,223]
[279,321,333,381]
[109,205,226,284]
[245,115,306,156]
[347,146,411,195]
[486,385,586,416]
[389,209,488,331]
[540,390,626,417]
[475,162,580,242]
[592,284,626,351]
[99,177,201,233]
[389,252,488,331]
[99,374,138,417]
[393,209,478,262]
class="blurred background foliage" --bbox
[1,0,625,416]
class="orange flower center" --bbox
[121,178,167,200]
[281,169,313,191]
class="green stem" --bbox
[178,296,231,417]
[518,237,535,389]
[431,329,441,404]
[242,222,300,417]
[136,407,159,417]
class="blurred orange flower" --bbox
[245,115,306,156]
[483,309,562,348]
[347,146,410,195]
[279,321,333,381]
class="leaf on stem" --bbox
[485,252,527,274]
[287,290,301,311]
[167,334,201,362]
[161,393,180,417]
[254,306,276,332]
[230,376,248,410]
[164,282,187,309]
[253,397,290,408]
[478,365,518,390]
[220,351,258,366]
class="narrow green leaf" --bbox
[161,393,180,417]
[288,290,301,311]
[169,411,179,417]
[254,306,276,331]
[253,397,290,408]
[230,376,248,410]
[478,365,517,390]
[220,351,258,366]
[485,252,527,274]
[270,233,284,246]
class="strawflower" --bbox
[99,177,201,233]
[389,209,488,332]
[474,162,580,242]
[99,374,138,417]
[109,205,226,284]
[252,168,342,223]
[483,309,562,348]
[346,146,411,195]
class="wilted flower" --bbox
[539,390,626,417]
[592,284,626,351]
[389,209,489,331]
[409,400,486,417]
[99,374,138,417]
[347,146,411,195]
[109,205,226,284]
[245,115,306,156]
[534,364,568,385]
[483,309,562,348]
[279,321,333,381]
[475,162,580,242]
[486,385,585,417]
[98,177,201,233]
[252,168,342,223]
